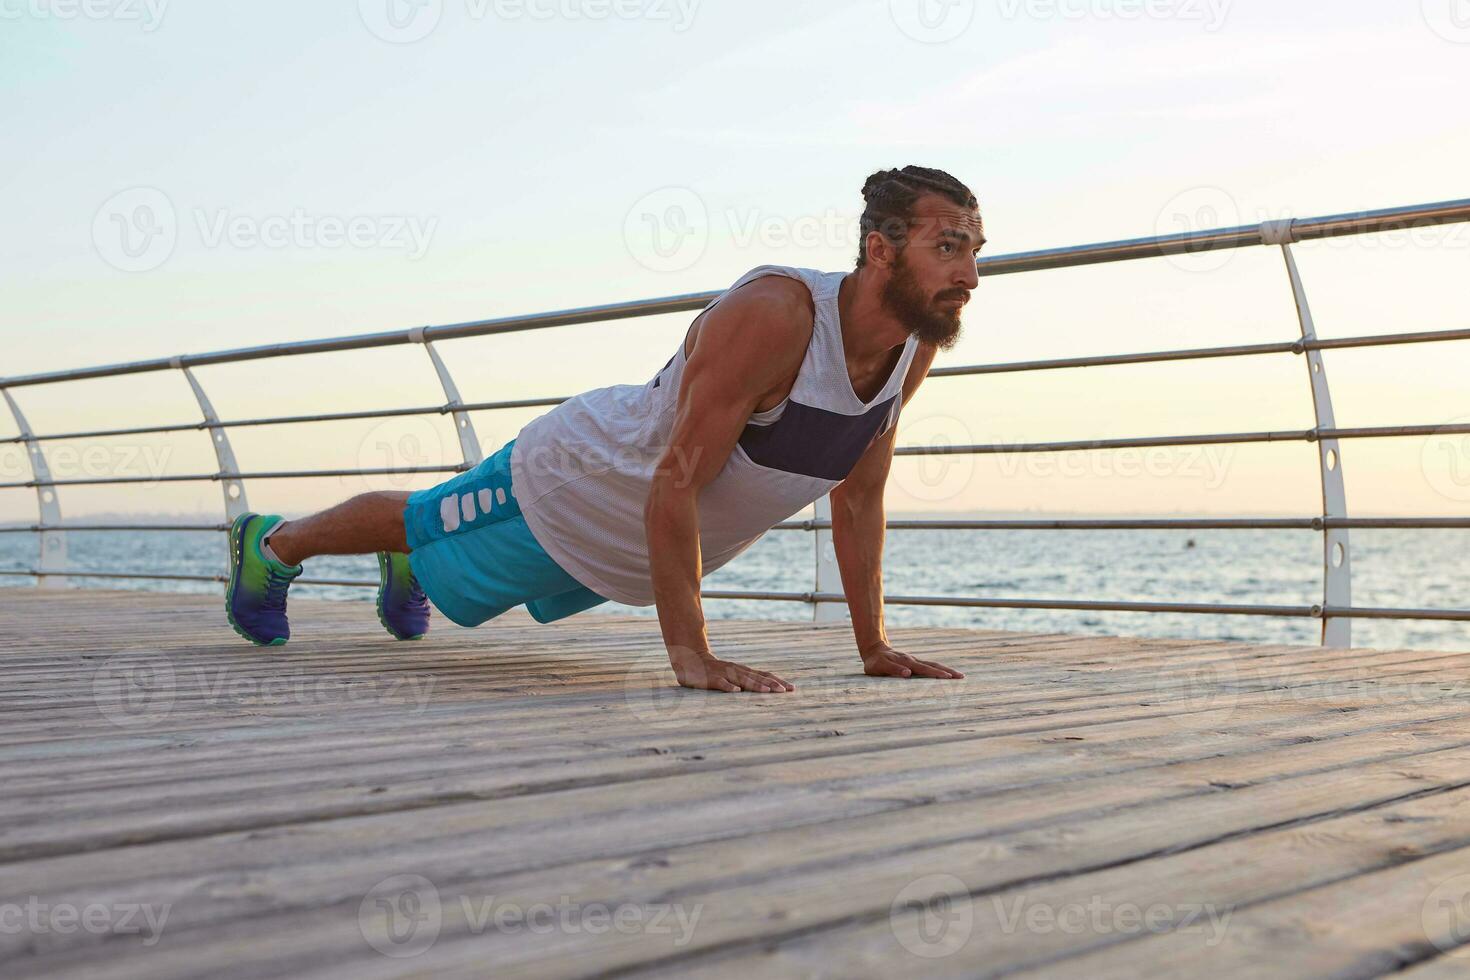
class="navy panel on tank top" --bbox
[738,395,898,480]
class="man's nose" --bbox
[957,259,980,290]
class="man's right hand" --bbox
[668,646,795,693]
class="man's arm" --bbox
[645,277,812,693]
[828,342,965,680]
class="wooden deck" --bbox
[4,590,1470,978]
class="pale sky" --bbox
[2,0,1468,522]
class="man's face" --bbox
[878,193,985,351]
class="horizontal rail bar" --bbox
[2,517,1461,535]
[5,199,1466,392]
[14,324,1464,446]
[0,569,379,588]
[0,465,464,489]
[702,589,1318,617]
[9,328,1466,446]
[0,293,721,390]
[7,399,575,446]
[931,326,1470,379]
[770,517,1470,531]
[1324,606,1470,622]
[5,416,1466,488]
[0,524,228,533]
[5,572,1465,623]
[896,422,1470,457]
[0,420,205,444]
[975,198,1470,276]
[706,591,1464,622]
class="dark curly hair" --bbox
[857,166,980,269]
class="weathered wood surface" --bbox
[2,588,1469,979]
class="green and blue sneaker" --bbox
[225,513,303,647]
[377,551,430,641]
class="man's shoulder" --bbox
[720,266,826,330]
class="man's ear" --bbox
[864,229,900,270]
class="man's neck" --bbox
[837,268,911,365]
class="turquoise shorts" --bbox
[403,437,610,628]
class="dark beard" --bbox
[879,254,964,351]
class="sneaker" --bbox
[377,551,430,641]
[225,513,302,646]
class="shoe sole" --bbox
[377,551,426,641]
[225,514,288,648]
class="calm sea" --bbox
[3,522,1466,652]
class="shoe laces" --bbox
[407,572,428,609]
[262,566,294,613]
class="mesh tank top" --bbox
[510,265,919,606]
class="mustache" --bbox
[936,289,971,303]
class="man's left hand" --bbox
[860,642,965,680]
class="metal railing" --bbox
[3,198,1469,646]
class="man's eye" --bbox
[939,243,955,255]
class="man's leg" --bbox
[225,491,426,647]
[266,491,411,566]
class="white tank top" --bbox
[510,265,919,606]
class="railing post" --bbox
[2,388,68,588]
[176,361,250,525]
[811,495,848,624]
[412,329,483,467]
[1264,221,1352,648]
